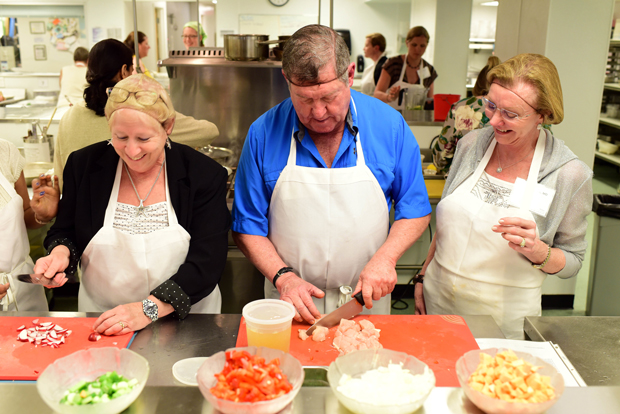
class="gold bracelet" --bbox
[34,213,50,225]
[532,244,551,269]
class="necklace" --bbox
[406,55,421,70]
[123,156,165,217]
[496,147,534,173]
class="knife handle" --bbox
[353,291,365,307]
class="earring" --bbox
[166,137,172,149]
[536,124,542,130]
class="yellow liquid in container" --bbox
[247,326,292,353]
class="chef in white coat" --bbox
[414,54,592,339]
[0,139,59,311]
[359,33,387,96]
[34,75,230,335]
[232,25,431,324]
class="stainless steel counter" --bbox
[525,316,620,386]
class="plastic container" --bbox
[434,94,460,121]
[597,139,619,154]
[242,299,295,352]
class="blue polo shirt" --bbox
[232,89,431,236]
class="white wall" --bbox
[409,0,436,64]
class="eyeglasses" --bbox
[181,35,198,39]
[483,97,537,121]
[106,87,161,106]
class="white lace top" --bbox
[113,202,169,235]
[471,172,514,208]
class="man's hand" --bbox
[277,273,325,324]
[30,174,60,223]
[414,282,426,315]
[353,255,397,310]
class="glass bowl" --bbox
[196,346,304,414]
[327,348,436,414]
[36,347,149,414]
[456,348,565,414]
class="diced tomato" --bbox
[210,353,293,403]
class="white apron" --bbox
[387,56,427,111]
[79,159,221,314]
[0,171,48,311]
[425,129,547,339]
[360,61,377,96]
[265,98,391,314]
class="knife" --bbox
[17,273,63,287]
[306,291,366,336]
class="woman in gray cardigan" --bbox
[415,54,592,339]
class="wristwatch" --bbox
[413,273,425,285]
[142,299,159,322]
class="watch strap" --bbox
[272,266,294,288]
[413,273,425,285]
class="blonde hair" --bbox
[487,53,563,124]
[406,26,430,43]
[105,74,175,129]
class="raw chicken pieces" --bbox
[333,319,382,355]
[297,326,329,342]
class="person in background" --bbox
[123,31,152,78]
[35,74,230,334]
[432,56,501,174]
[182,21,206,49]
[232,25,431,324]
[360,33,387,96]
[57,46,89,107]
[374,26,437,110]
[0,138,59,311]
[415,54,592,339]
[54,38,220,190]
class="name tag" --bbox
[418,66,431,80]
[508,178,556,217]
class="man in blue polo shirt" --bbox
[232,25,431,324]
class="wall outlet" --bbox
[38,79,48,87]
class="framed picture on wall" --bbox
[34,45,47,61]
[30,21,46,34]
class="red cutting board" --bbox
[236,315,479,387]
[0,317,134,381]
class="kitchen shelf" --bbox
[604,83,620,92]
[595,150,620,167]
[599,116,620,129]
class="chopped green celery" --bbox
[59,371,139,406]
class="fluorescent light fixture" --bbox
[212,0,217,3]
[481,1,499,6]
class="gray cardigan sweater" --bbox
[443,126,593,278]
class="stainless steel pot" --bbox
[223,34,269,61]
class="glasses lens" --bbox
[107,87,129,103]
[135,91,158,105]
[484,98,496,111]
[501,109,520,120]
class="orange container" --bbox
[434,94,461,121]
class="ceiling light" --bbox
[481,1,498,6]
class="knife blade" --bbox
[306,291,366,336]
[17,273,63,287]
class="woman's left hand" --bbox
[492,217,549,264]
[30,174,60,222]
[92,302,150,336]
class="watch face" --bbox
[269,0,289,6]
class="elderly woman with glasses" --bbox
[34,74,231,335]
[414,54,592,339]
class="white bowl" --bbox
[196,346,304,414]
[456,348,565,414]
[598,139,619,154]
[36,347,149,414]
[327,348,435,414]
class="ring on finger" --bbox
[519,237,526,248]
[118,321,126,329]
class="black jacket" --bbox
[45,140,231,305]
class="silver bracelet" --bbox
[34,213,50,225]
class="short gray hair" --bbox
[282,25,350,86]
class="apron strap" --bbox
[398,55,407,82]
[521,128,547,209]
[0,258,27,311]
[103,159,124,226]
